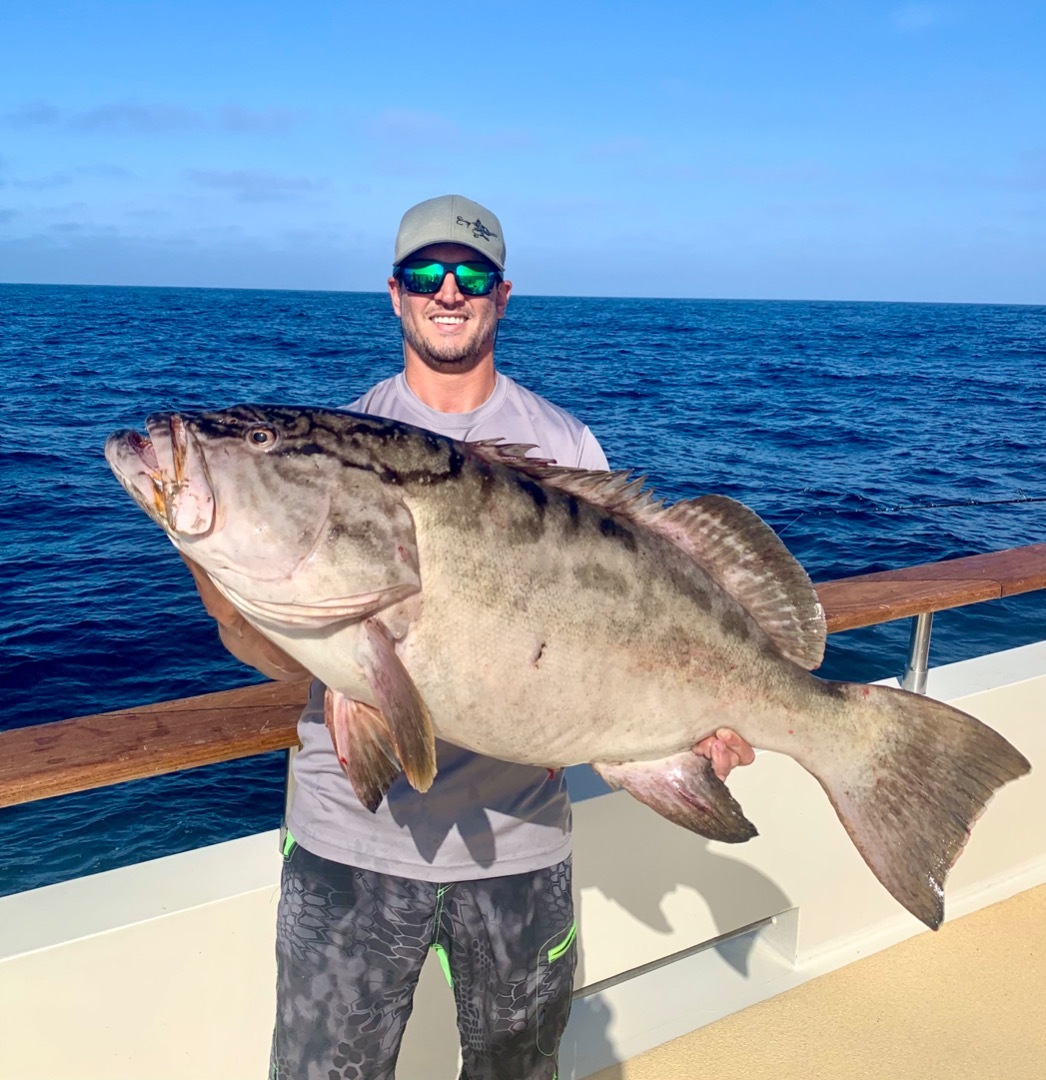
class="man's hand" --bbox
[180,554,308,681]
[695,728,756,781]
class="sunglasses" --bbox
[395,259,502,297]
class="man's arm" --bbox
[180,555,308,681]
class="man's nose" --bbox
[433,270,464,303]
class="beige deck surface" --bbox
[590,884,1046,1080]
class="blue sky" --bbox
[1,1,1043,302]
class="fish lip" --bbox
[125,411,215,536]
[104,426,167,518]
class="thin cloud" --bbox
[367,108,463,145]
[185,168,325,202]
[6,102,63,127]
[586,135,652,158]
[891,5,946,32]
[72,103,202,133]
[11,164,134,191]
[6,100,200,132]
[218,105,301,134]
[5,101,300,135]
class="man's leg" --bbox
[270,843,436,1080]
[440,859,577,1080]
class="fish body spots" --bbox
[573,562,631,598]
[516,476,548,510]
[821,681,850,701]
[567,496,581,529]
[490,477,549,545]
[599,516,637,551]
[530,641,546,667]
[719,609,751,642]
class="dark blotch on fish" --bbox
[574,563,631,597]
[599,516,637,551]
[719,609,751,642]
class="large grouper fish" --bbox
[105,405,1030,929]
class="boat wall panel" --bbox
[0,889,278,1080]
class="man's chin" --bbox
[418,352,485,375]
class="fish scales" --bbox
[390,441,779,764]
[105,404,1031,929]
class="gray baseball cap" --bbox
[393,194,506,271]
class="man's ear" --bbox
[495,278,512,318]
[388,276,402,316]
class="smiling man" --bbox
[190,195,755,1080]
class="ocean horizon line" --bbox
[2,280,1042,310]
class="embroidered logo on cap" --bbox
[456,215,498,243]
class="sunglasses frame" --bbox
[394,259,502,297]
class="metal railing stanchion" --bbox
[901,612,934,694]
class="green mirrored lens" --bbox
[401,263,446,293]
[454,264,495,295]
[399,261,498,296]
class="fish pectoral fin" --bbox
[356,618,437,794]
[593,751,758,844]
[324,690,401,812]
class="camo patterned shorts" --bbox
[270,841,576,1080]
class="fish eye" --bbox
[246,425,279,450]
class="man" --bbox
[190,195,754,1079]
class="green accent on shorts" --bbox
[431,884,454,987]
[282,831,297,858]
[547,920,577,963]
[432,942,454,988]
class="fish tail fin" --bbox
[814,682,1030,929]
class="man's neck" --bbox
[404,359,498,413]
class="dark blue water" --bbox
[2,284,1045,895]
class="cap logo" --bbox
[456,215,498,244]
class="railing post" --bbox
[279,745,298,853]
[901,612,934,694]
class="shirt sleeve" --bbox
[575,425,610,470]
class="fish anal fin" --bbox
[812,682,1031,929]
[652,495,826,670]
[593,751,758,844]
[357,618,437,794]
[324,690,400,812]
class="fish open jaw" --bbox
[105,414,216,537]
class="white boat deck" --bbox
[590,883,1046,1080]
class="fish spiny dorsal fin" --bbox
[466,441,665,514]
[652,495,826,670]
[466,440,558,468]
[465,443,824,668]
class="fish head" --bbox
[105,405,421,628]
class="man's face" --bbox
[388,242,511,375]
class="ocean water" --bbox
[2,283,1045,895]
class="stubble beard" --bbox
[401,308,498,375]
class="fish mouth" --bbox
[105,412,215,537]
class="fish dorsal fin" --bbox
[466,442,825,670]
[466,440,666,514]
[648,495,826,670]
[467,440,557,468]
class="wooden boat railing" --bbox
[2,542,1045,810]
